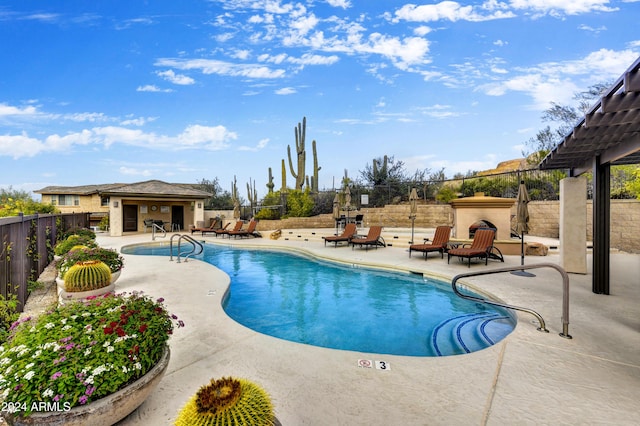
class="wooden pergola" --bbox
[539,56,640,294]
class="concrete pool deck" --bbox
[95,229,640,426]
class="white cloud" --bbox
[156,69,195,85]
[238,138,269,151]
[477,48,639,109]
[0,124,238,158]
[119,166,153,176]
[136,85,173,92]
[275,87,296,95]
[155,58,286,79]
[0,103,38,116]
[327,0,351,8]
[509,0,617,16]
[392,1,515,23]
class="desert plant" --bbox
[175,377,274,426]
[63,260,112,292]
[54,234,97,256]
[58,247,124,278]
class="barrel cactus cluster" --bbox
[175,377,274,426]
[63,260,112,292]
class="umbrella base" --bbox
[510,270,536,277]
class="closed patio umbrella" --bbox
[233,199,240,220]
[409,188,418,244]
[333,192,341,234]
[343,185,352,223]
[512,180,535,277]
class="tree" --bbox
[522,83,612,164]
[195,178,234,209]
[0,187,57,217]
[357,155,430,206]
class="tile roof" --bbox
[35,180,212,198]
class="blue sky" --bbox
[1,0,639,198]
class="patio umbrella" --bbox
[409,188,418,244]
[343,185,352,222]
[332,192,341,234]
[512,180,535,277]
[233,199,240,220]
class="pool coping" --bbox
[99,232,639,425]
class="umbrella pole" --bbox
[411,216,415,245]
[512,231,535,277]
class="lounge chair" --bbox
[228,220,260,238]
[350,226,386,250]
[202,221,231,237]
[447,229,504,267]
[409,226,451,260]
[210,221,241,237]
[322,223,357,247]
[190,219,219,235]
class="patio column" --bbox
[592,156,610,294]
[559,177,587,274]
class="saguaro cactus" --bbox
[311,139,321,193]
[287,116,307,190]
[247,179,257,214]
[280,159,287,192]
[266,167,274,194]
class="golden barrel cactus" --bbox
[63,260,112,292]
[175,377,274,426]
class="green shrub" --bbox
[54,235,97,256]
[0,293,19,343]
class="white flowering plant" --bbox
[0,291,184,416]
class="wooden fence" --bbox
[0,212,90,312]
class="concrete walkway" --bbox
[95,229,640,426]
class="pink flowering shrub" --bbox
[0,291,183,416]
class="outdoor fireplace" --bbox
[469,219,497,238]
[450,193,515,241]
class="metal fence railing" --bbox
[0,212,90,312]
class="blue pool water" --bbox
[123,244,515,356]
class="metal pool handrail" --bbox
[451,263,572,339]
[169,234,203,263]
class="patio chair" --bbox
[447,229,504,267]
[190,219,219,235]
[351,226,386,250]
[143,219,154,233]
[323,223,357,247]
[409,226,451,260]
[209,221,241,237]
[228,220,260,238]
[354,214,364,228]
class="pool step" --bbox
[430,312,513,356]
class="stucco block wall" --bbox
[516,200,640,253]
[249,199,639,253]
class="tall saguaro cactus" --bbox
[266,167,275,194]
[280,159,287,192]
[247,179,257,216]
[287,116,307,190]
[311,139,321,193]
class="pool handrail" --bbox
[169,234,203,263]
[451,263,572,339]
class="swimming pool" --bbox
[123,243,516,356]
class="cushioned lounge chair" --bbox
[409,226,451,260]
[447,229,504,267]
[350,226,386,250]
[228,220,260,238]
[322,223,357,247]
[211,221,242,237]
[190,219,219,235]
